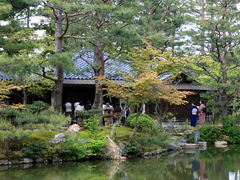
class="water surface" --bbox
[1,147,240,180]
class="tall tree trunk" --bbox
[129,104,143,140]
[23,87,27,105]
[220,52,228,126]
[54,67,63,112]
[53,8,63,112]
[92,43,105,109]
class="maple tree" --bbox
[0,80,24,110]
[102,42,192,139]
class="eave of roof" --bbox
[63,79,126,85]
[173,84,214,91]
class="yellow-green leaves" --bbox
[102,42,192,106]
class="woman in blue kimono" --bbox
[190,103,198,127]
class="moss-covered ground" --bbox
[0,126,168,160]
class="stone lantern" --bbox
[103,103,113,126]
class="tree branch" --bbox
[43,1,58,20]
[68,13,95,25]
[59,12,69,39]
[78,54,96,71]
[68,10,85,18]
[64,35,86,39]
[35,66,56,81]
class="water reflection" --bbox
[0,147,240,180]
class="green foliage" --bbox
[124,140,140,155]
[22,123,55,130]
[137,128,169,151]
[0,106,70,131]
[21,142,46,160]
[25,101,49,113]
[6,151,24,160]
[127,113,155,132]
[77,109,102,120]
[1,108,20,118]
[60,133,106,160]
[26,78,54,98]
[0,119,15,130]
[199,126,222,144]
[10,128,31,139]
[83,115,100,138]
[224,116,240,144]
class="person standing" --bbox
[75,101,85,125]
[85,100,92,110]
[65,102,72,117]
[199,100,206,125]
[113,103,121,123]
[190,103,198,127]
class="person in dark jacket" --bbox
[85,100,92,110]
[190,103,198,127]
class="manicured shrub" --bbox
[60,133,106,160]
[77,109,102,120]
[1,107,70,130]
[127,113,155,132]
[25,101,49,113]
[7,151,24,160]
[83,115,100,137]
[124,140,140,155]
[224,116,240,144]
[0,119,15,130]
[21,142,46,159]
[199,126,223,144]
[139,128,168,147]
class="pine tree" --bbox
[184,0,240,124]
[65,0,138,109]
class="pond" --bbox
[1,146,240,180]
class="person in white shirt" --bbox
[75,101,85,125]
[65,102,72,117]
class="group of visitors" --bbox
[190,100,206,127]
[64,100,92,119]
[65,100,128,126]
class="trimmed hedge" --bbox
[127,113,155,132]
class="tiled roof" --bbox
[0,51,132,81]
[64,50,132,80]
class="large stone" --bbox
[179,139,187,143]
[10,160,20,165]
[35,158,47,163]
[154,120,160,128]
[104,136,124,160]
[68,124,80,134]
[183,143,199,149]
[118,142,127,156]
[21,158,33,164]
[198,141,207,150]
[169,136,178,141]
[0,160,8,165]
[215,141,227,148]
[167,142,182,150]
[52,158,62,163]
[49,133,66,144]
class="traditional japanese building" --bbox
[1,51,213,121]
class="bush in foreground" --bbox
[126,113,155,133]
